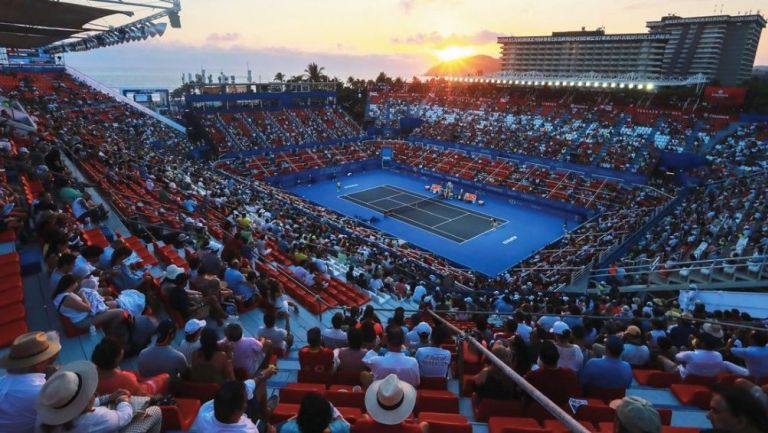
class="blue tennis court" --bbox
[287,169,579,275]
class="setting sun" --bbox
[434,45,475,62]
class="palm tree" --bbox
[273,72,285,82]
[304,62,325,82]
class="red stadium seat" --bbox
[542,419,599,433]
[661,428,699,433]
[583,387,626,404]
[271,403,300,424]
[280,383,326,404]
[488,417,545,433]
[633,370,682,388]
[176,381,220,402]
[419,376,448,390]
[325,389,365,410]
[0,319,28,348]
[414,390,459,414]
[0,302,26,325]
[473,397,523,422]
[418,412,472,433]
[336,406,364,424]
[670,384,712,409]
[160,398,201,431]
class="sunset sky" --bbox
[65,0,768,89]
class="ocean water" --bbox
[61,43,430,92]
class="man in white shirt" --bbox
[178,318,205,364]
[0,332,62,433]
[192,381,260,432]
[362,326,420,387]
[658,332,724,378]
[411,282,427,303]
[415,324,452,377]
[257,311,293,353]
[322,313,348,349]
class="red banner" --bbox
[703,87,746,106]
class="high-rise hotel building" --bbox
[498,14,765,86]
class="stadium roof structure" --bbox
[442,71,710,91]
[0,0,182,53]
[0,0,126,48]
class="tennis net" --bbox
[385,195,442,215]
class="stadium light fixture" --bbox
[646,83,654,90]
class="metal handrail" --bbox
[589,255,766,280]
[426,309,592,433]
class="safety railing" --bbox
[426,309,592,433]
[65,65,186,133]
[588,254,767,288]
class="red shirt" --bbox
[524,367,581,407]
[298,346,334,382]
[96,369,170,396]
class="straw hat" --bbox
[364,374,417,425]
[0,332,61,370]
[702,323,724,339]
[36,361,99,426]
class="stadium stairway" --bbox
[215,113,247,150]
[699,122,743,155]
[238,113,271,147]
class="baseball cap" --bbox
[184,318,206,334]
[625,325,642,338]
[550,321,570,336]
[609,396,661,433]
[414,322,432,336]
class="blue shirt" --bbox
[731,346,768,379]
[224,267,252,299]
[279,418,349,433]
[580,356,633,389]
